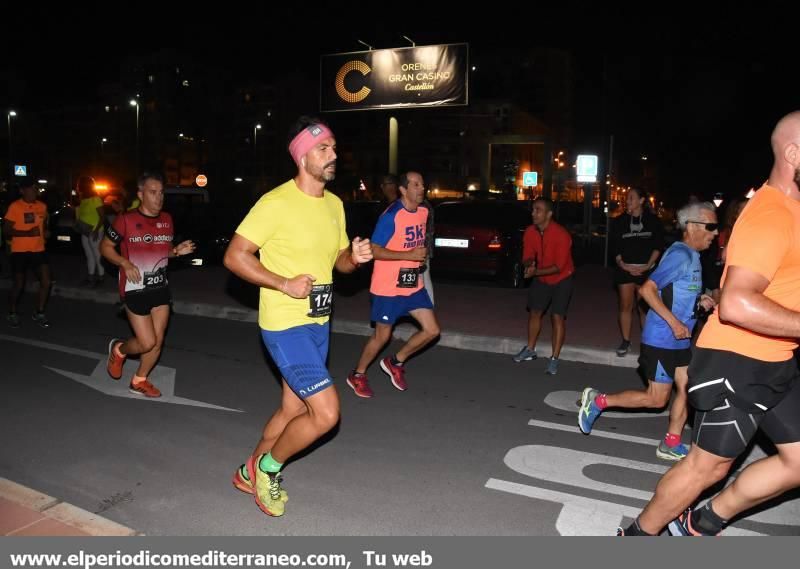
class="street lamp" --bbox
[130,99,139,173]
[254,123,262,178]
[8,110,17,176]
[254,123,262,158]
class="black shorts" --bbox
[638,344,691,384]
[688,347,800,458]
[11,251,48,273]
[688,347,798,412]
[692,383,800,458]
[612,266,651,286]
[527,275,574,316]
[124,287,172,316]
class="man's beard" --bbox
[309,161,336,183]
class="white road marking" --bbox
[2,334,242,412]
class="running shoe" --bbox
[668,508,719,536]
[232,463,287,501]
[246,454,286,517]
[578,387,602,434]
[346,371,374,398]
[129,378,161,398]
[380,357,407,391]
[107,338,126,380]
[31,312,50,328]
[512,346,538,362]
[656,440,690,461]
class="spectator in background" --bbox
[718,198,748,266]
[379,174,399,204]
[611,188,664,357]
[512,197,575,376]
[4,179,51,328]
[75,176,106,286]
[697,197,748,314]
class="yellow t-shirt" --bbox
[77,196,104,230]
[235,179,350,331]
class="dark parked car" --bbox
[164,187,235,268]
[343,200,386,242]
[339,200,387,287]
[432,200,532,287]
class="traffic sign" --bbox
[576,155,598,183]
[522,171,538,187]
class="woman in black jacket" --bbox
[611,188,664,356]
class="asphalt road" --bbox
[1,298,797,536]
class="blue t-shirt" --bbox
[641,242,702,350]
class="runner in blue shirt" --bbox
[578,201,719,461]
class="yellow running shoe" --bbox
[246,455,286,516]
[232,463,287,502]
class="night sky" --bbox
[2,9,794,205]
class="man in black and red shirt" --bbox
[100,172,195,397]
[512,197,575,375]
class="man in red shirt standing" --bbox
[512,197,575,375]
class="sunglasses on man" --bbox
[687,221,719,231]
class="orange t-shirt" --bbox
[370,201,428,297]
[697,185,800,362]
[4,199,47,253]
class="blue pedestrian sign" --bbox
[522,171,538,187]
[14,165,27,177]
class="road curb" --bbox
[0,478,139,536]
[2,281,640,369]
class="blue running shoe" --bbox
[656,440,690,461]
[578,387,602,434]
[512,346,537,363]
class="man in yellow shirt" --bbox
[3,180,51,328]
[224,116,373,517]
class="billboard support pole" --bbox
[389,117,399,175]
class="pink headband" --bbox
[288,124,335,166]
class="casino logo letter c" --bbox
[336,61,372,103]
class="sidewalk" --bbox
[1,252,641,368]
[0,478,138,536]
